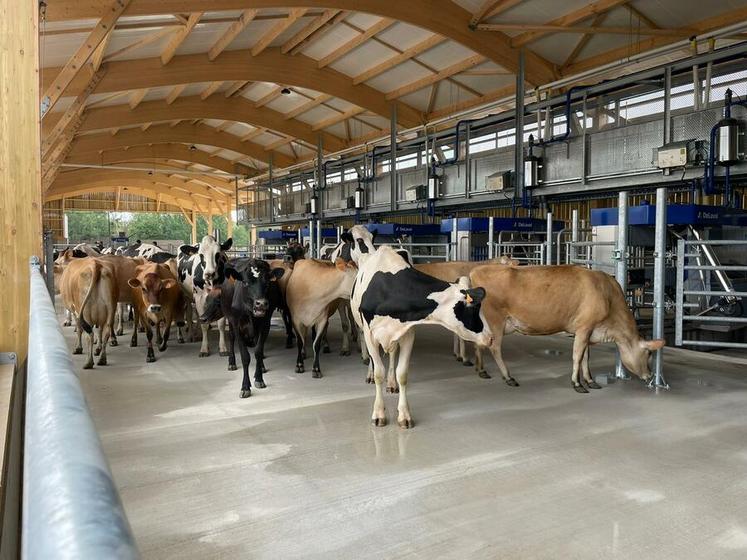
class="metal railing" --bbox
[492,231,546,265]
[24,258,139,559]
[377,242,451,262]
[675,238,747,350]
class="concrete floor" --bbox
[62,312,747,560]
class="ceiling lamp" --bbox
[280,87,292,95]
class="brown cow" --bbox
[60,258,117,369]
[469,264,665,392]
[128,262,185,362]
[285,258,358,377]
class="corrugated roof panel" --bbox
[299,18,359,60]
[176,22,232,57]
[104,28,176,62]
[397,89,434,112]
[529,32,589,66]
[377,22,433,48]
[329,41,398,77]
[323,97,357,113]
[345,12,386,29]
[365,61,433,95]
[416,41,477,69]
[295,105,340,126]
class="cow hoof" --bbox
[158,345,167,353]
[371,417,387,427]
[97,357,107,366]
[110,339,118,347]
[573,383,589,394]
[199,352,209,357]
[586,380,602,390]
[240,390,251,398]
[73,347,83,355]
[506,377,520,387]
[463,360,473,367]
[83,362,94,370]
[261,366,268,374]
[322,346,331,354]
[295,365,304,374]
[178,337,185,344]
[312,370,322,379]
[116,329,123,336]
[219,351,230,357]
[254,380,266,389]
[398,418,413,429]
[228,363,237,371]
[129,341,137,348]
[94,347,101,357]
[456,356,463,362]
[63,321,72,327]
[340,350,350,356]
[478,370,492,379]
[146,355,156,363]
[285,341,294,349]
[386,386,399,394]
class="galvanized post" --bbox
[651,187,669,388]
[581,93,588,186]
[452,217,458,261]
[615,190,630,379]
[390,104,397,212]
[336,225,342,244]
[316,220,322,259]
[308,218,314,260]
[43,230,55,297]
[268,153,274,223]
[488,216,494,260]
[570,209,579,264]
[465,122,471,198]
[514,49,525,212]
[675,239,685,347]
[663,66,672,145]
[545,212,553,265]
[317,135,324,221]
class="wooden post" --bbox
[207,212,214,237]
[191,209,197,244]
[0,0,42,362]
[226,213,234,240]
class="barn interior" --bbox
[2,1,747,558]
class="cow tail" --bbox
[79,260,101,334]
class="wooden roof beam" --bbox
[161,12,202,64]
[166,84,187,104]
[41,0,130,116]
[510,0,629,48]
[104,27,174,62]
[283,93,332,120]
[251,8,308,57]
[469,0,527,28]
[224,80,253,97]
[352,34,445,85]
[385,54,486,100]
[317,17,394,68]
[200,81,224,100]
[624,4,660,29]
[255,85,285,108]
[282,9,342,54]
[129,88,149,109]
[208,9,257,60]
[476,24,696,40]
[561,12,608,71]
[312,107,365,131]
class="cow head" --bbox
[196,235,232,287]
[286,240,308,263]
[431,277,493,348]
[128,264,177,317]
[347,225,376,264]
[617,338,665,380]
[224,259,284,319]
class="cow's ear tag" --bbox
[465,293,473,304]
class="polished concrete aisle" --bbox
[64,317,747,560]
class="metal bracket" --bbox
[0,352,17,367]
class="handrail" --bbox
[23,258,139,560]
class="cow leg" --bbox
[237,335,252,398]
[84,329,95,370]
[198,322,210,357]
[386,343,399,393]
[97,323,111,366]
[145,323,156,363]
[73,315,84,354]
[360,329,370,366]
[64,309,72,327]
[218,318,229,356]
[571,331,591,393]
[338,304,352,356]
[253,320,270,389]
[116,303,124,335]
[155,322,163,346]
[346,305,358,344]
[366,333,387,427]
[94,326,103,356]
[294,323,307,373]
[282,307,295,349]
[227,325,238,371]
[487,332,519,387]
[311,317,328,378]
[130,314,139,347]
[474,344,491,379]
[395,330,415,429]
[453,335,461,361]
[159,315,172,352]
[580,345,601,389]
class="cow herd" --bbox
[54,225,664,429]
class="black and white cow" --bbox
[351,239,493,429]
[177,235,232,356]
[201,259,284,398]
[123,241,174,262]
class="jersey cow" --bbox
[351,245,493,429]
[128,262,185,363]
[201,259,284,398]
[177,236,232,356]
[469,264,665,393]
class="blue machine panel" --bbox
[258,230,298,240]
[440,217,564,233]
[591,204,729,226]
[300,227,337,237]
[360,223,442,236]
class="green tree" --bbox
[128,213,192,243]
[66,211,124,243]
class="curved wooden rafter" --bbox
[42,49,425,128]
[69,122,297,168]
[47,185,210,213]
[44,95,347,152]
[44,0,556,85]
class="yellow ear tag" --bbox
[465,294,473,304]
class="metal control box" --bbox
[485,171,512,192]
[656,141,691,168]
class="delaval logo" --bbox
[513,220,533,229]
[398,226,414,234]
[697,211,719,221]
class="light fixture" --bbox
[310,193,319,215]
[281,87,292,95]
[189,145,197,151]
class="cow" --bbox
[123,241,173,262]
[201,259,284,398]
[415,256,519,376]
[177,236,232,356]
[128,261,186,362]
[469,264,665,393]
[351,245,493,428]
[286,257,359,377]
[60,257,117,369]
[95,254,147,344]
[263,239,308,349]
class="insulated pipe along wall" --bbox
[23,260,139,559]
